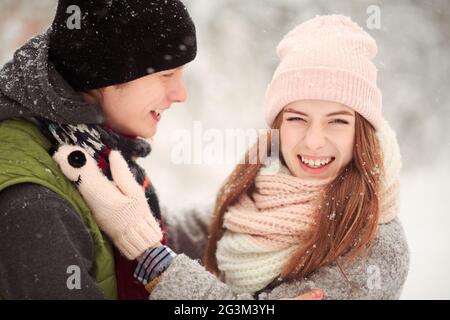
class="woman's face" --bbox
[92,66,188,139]
[280,100,356,181]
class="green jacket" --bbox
[0,118,118,299]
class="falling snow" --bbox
[0,0,448,300]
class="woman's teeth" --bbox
[299,155,334,168]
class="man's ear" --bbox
[113,82,129,91]
[79,88,103,105]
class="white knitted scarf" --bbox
[216,118,402,294]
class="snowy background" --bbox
[1,0,449,299]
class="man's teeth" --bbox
[300,156,333,168]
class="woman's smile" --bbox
[297,155,336,175]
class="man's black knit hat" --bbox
[49,0,197,91]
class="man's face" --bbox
[98,66,187,138]
[280,100,356,181]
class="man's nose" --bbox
[167,75,188,103]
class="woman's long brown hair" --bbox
[203,111,384,281]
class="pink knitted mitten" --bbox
[52,144,163,260]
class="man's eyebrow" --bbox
[284,108,354,117]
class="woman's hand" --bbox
[52,144,162,260]
[281,289,324,300]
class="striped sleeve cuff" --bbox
[133,245,177,285]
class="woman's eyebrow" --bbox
[326,111,354,117]
[284,108,354,117]
[283,109,308,116]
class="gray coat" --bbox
[157,203,410,300]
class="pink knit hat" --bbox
[264,15,382,130]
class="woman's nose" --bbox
[303,124,326,150]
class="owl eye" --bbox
[68,150,87,168]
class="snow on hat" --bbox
[49,0,197,91]
[264,15,382,130]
